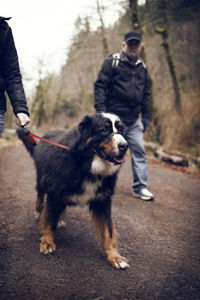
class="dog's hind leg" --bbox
[35,178,45,218]
[35,193,45,219]
[39,195,65,254]
[90,200,129,269]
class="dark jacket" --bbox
[94,51,150,127]
[0,17,29,115]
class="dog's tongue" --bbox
[113,156,125,164]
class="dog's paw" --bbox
[34,210,40,219]
[108,255,130,269]
[40,240,56,255]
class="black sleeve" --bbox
[94,58,113,113]
[2,26,29,116]
[141,69,150,121]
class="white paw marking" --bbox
[40,242,56,255]
[115,262,120,269]
[119,261,130,269]
[114,260,130,269]
[34,210,40,219]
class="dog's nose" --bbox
[119,143,128,153]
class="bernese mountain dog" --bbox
[17,113,129,269]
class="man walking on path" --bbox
[94,30,154,201]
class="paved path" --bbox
[0,145,200,299]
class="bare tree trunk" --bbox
[129,0,140,30]
[96,0,109,57]
[129,0,147,63]
[52,73,66,122]
[75,63,86,113]
[154,0,181,115]
[129,0,154,120]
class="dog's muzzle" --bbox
[96,133,128,165]
[111,133,128,164]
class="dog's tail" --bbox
[16,128,35,157]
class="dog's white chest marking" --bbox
[91,155,120,176]
[68,156,119,206]
[69,179,101,206]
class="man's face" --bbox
[123,39,142,61]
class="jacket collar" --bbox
[120,51,146,68]
[120,51,139,64]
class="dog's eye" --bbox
[103,122,111,132]
[115,121,125,134]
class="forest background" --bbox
[4,0,200,167]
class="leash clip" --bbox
[21,125,30,135]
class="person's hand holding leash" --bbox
[17,113,30,127]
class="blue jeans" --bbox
[0,111,5,137]
[125,118,148,193]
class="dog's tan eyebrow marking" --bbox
[86,137,92,144]
[105,121,111,127]
[116,121,122,127]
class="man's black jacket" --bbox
[94,51,150,127]
[0,17,29,115]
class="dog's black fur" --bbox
[17,113,129,268]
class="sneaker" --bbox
[133,188,154,201]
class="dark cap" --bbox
[124,31,141,43]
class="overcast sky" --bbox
[2,0,123,96]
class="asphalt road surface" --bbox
[0,145,200,300]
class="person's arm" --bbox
[141,70,150,132]
[2,26,30,125]
[94,59,113,113]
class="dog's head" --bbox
[78,113,128,165]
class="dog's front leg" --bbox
[90,200,129,269]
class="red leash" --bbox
[22,126,70,150]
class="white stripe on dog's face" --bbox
[101,112,127,146]
[113,133,127,146]
[101,113,120,133]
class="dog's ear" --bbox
[76,115,93,151]
[78,115,92,136]
[79,115,92,128]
